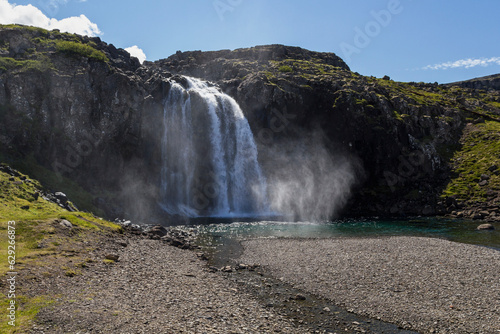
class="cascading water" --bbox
[159,76,268,217]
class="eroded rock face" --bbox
[0,26,166,219]
[1,26,499,221]
[153,46,483,217]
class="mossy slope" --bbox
[0,165,122,333]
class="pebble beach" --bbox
[240,236,500,334]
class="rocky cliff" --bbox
[0,25,168,219]
[155,47,500,220]
[1,25,499,222]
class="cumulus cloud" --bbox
[125,45,147,64]
[423,57,500,70]
[0,0,101,36]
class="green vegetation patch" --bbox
[0,162,123,333]
[442,121,500,202]
[0,294,54,333]
[278,65,293,73]
[0,167,65,222]
[269,59,344,79]
[55,40,108,62]
[0,56,53,73]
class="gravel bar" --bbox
[240,236,500,334]
[32,238,308,333]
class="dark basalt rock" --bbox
[1,25,500,221]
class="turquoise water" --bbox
[197,218,500,250]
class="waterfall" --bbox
[159,76,268,217]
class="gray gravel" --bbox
[240,236,500,334]
[33,238,308,333]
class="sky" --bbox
[1,0,500,84]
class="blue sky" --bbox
[1,0,500,83]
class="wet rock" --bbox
[476,224,495,230]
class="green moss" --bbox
[278,65,293,73]
[0,294,54,332]
[58,212,122,232]
[0,56,53,73]
[393,110,403,121]
[0,168,66,221]
[442,121,500,202]
[55,40,108,62]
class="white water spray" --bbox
[159,77,268,217]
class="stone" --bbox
[478,180,488,186]
[294,294,306,301]
[480,174,491,180]
[476,224,495,230]
[221,266,233,273]
[105,254,120,262]
[59,219,73,228]
[54,192,68,204]
[21,205,30,210]
[148,225,167,237]
[488,165,498,172]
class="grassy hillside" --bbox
[0,165,122,333]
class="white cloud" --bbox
[125,45,147,64]
[0,0,100,36]
[423,57,500,70]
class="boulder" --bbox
[148,225,167,237]
[476,224,495,231]
[59,219,73,228]
[54,192,68,204]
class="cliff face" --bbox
[155,47,500,219]
[0,25,168,218]
[1,25,499,221]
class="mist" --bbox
[262,133,360,222]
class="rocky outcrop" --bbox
[0,25,166,219]
[447,73,500,91]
